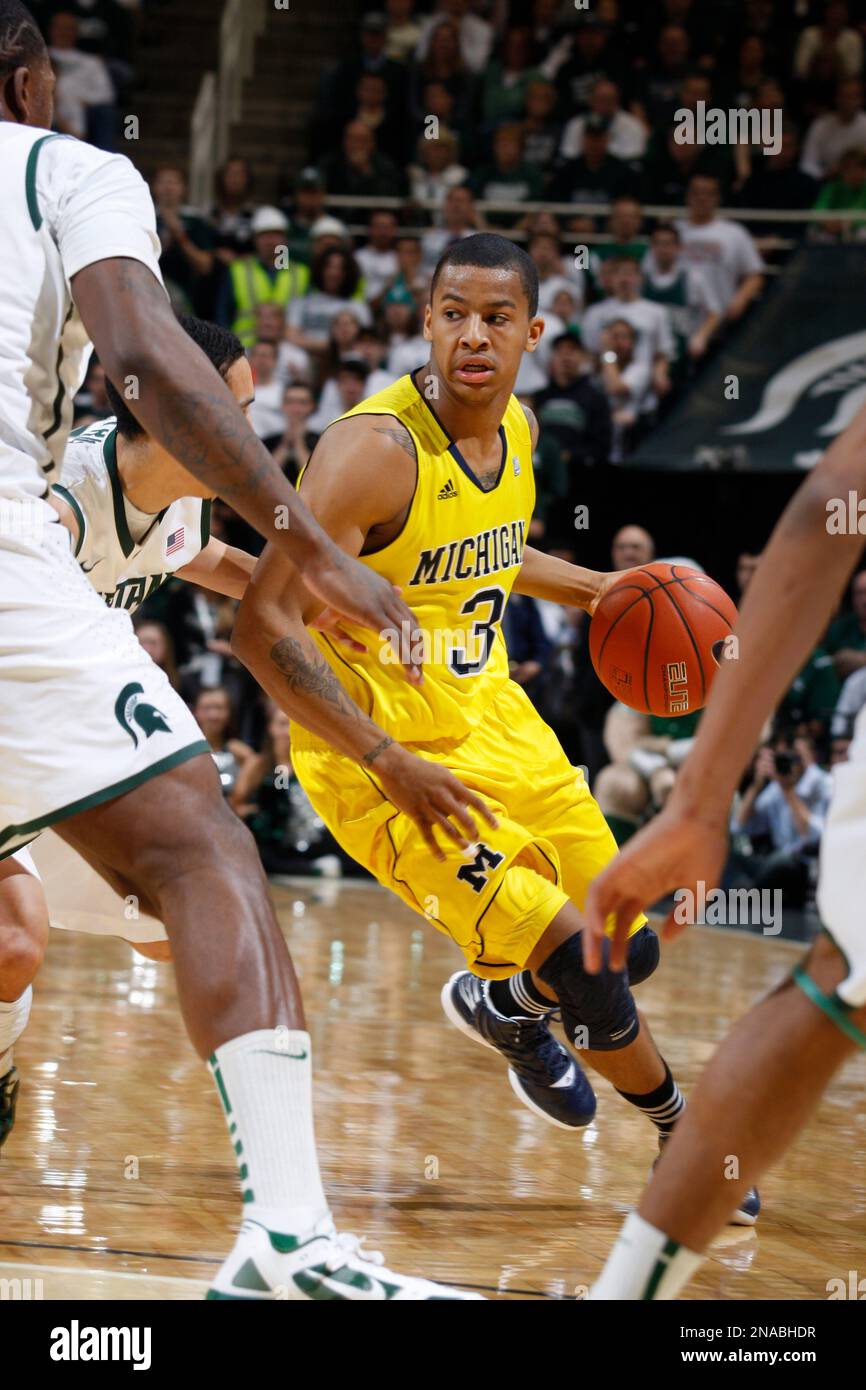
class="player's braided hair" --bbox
[0,0,45,82]
[104,316,246,440]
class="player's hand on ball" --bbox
[374,746,499,862]
[588,568,637,616]
[583,797,729,973]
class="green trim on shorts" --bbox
[0,835,40,864]
[792,964,866,1051]
[0,740,210,853]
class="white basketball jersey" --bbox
[53,418,210,612]
[0,124,163,506]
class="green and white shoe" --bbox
[207,1216,484,1301]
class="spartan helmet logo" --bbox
[114,682,172,748]
[722,332,866,451]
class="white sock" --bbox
[588,1211,705,1300]
[209,1028,329,1237]
[0,986,33,1074]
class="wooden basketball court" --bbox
[1,879,864,1301]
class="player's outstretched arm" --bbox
[584,404,866,972]
[69,258,421,658]
[513,403,625,611]
[513,544,610,611]
[232,419,498,858]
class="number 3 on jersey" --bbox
[448,586,506,677]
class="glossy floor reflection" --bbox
[1,879,864,1300]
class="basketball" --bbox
[589,563,738,718]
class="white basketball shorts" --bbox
[816,704,866,1009]
[0,511,208,861]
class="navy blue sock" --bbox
[616,1062,685,1136]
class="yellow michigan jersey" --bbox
[291,373,645,978]
[293,373,535,746]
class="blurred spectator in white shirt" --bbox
[831,665,866,738]
[49,9,115,142]
[582,258,675,400]
[286,248,371,355]
[253,303,312,387]
[415,0,494,74]
[675,175,765,322]
[408,129,469,216]
[420,184,480,270]
[385,0,423,63]
[596,320,654,462]
[800,78,866,179]
[271,384,319,480]
[355,210,401,305]
[528,230,586,315]
[354,328,398,394]
[559,79,648,163]
[794,3,863,84]
[642,223,723,367]
[382,290,428,376]
[308,359,372,435]
[247,341,289,445]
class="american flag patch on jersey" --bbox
[165,527,185,556]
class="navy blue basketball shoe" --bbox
[441,971,596,1129]
[0,1067,19,1153]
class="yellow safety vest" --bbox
[230,257,310,347]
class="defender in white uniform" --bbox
[1,4,478,1300]
[57,417,213,612]
[9,315,257,951]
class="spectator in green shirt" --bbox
[813,148,866,239]
[587,195,649,300]
[824,569,866,679]
[481,26,540,127]
[470,123,544,227]
[777,648,841,738]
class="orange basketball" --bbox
[589,562,738,717]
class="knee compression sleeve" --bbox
[626,925,660,986]
[538,932,640,1051]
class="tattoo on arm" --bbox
[270,636,362,721]
[521,402,538,448]
[372,423,417,461]
[363,736,395,765]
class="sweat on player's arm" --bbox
[583,402,866,974]
[67,256,423,660]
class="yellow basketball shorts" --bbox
[291,680,646,979]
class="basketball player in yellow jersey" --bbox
[232,233,758,1217]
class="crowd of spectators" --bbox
[63,0,866,900]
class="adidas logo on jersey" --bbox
[437,478,458,500]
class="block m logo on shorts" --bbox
[456,843,505,894]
